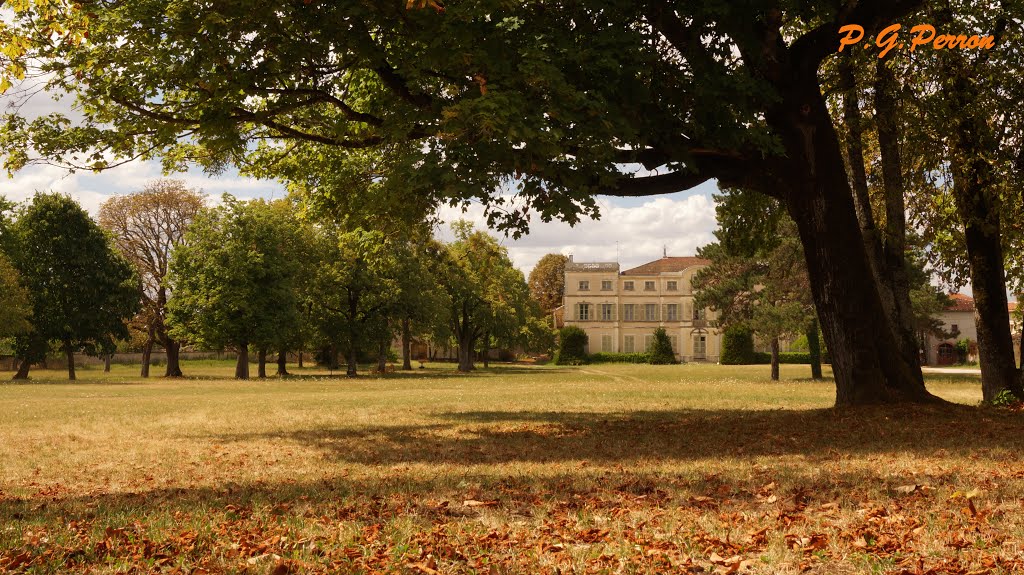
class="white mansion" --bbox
[562,256,722,362]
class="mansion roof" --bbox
[621,256,710,275]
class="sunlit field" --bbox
[2,361,1021,574]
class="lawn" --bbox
[1,361,1021,574]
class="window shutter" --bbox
[662,304,668,322]
[684,301,693,321]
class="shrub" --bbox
[556,326,589,365]
[648,327,678,364]
[588,352,652,364]
[788,334,809,352]
[720,325,756,364]
[992,389,1019,407]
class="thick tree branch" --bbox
[602,170,714,197]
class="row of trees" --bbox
[1,184,553,380]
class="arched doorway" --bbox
[936,343,956,365]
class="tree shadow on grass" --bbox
[209,404,1024,467]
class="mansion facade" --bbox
[562,256,722,362]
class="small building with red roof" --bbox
[923,293,977,365]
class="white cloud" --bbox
[0,161,285,215]
[437,193,719,274]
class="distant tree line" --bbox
[0,183,554,380]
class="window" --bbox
[578,280,590,291]
[600,303,614,321]
[644,280,656,291]
[623,304,635,321]
[601,280,613,291]
[624,281,635,291]
[644,335,655,351]
[694,307,707,320]
[667,281,678,291]
[666,304,679,321]
[623,335,635,353]
[951,324,959,333]
[670,335,679,352]
[601,334,612,352]
[644,303,658,321]
[577,303,591,320]
[693,335,707,358]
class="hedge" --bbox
[588,352,652,364]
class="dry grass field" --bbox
[1,361,1022,574]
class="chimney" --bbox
[568,254,573,262]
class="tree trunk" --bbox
[327,344,339,370]
[840,56,923,387]
[257,348,267,378]
[12,356,31,380]
[768,78,939,405]
[276,350,289,376]
[346,344,358,377]
[769,337,780,381]
[481,331,490,368]
[377,337,388,373]
[235,343,250,379]
[401,317,413,370]
[840,56,881,251]
[64,340,76,381]
[104,354,112,373]
[874,58,924,382]
[164,338,183,377]
[298,351,304,368]
[457,332,475,372]
[946,68,1022,401]
[454,304,475,372]
[807,318,823,380]
[140,337,153,378]
[346,290,360,377]
[959,211,1020,401]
